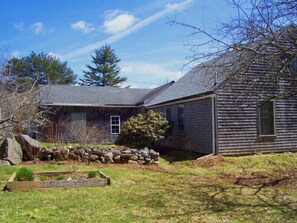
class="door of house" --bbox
[71,112,86,141]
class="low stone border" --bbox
[4,170,110,191]
[38,146,160,165]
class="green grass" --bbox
[0,152,297,222]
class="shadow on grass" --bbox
[157,147,204,163]
[145,181,297,222]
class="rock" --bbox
[0,138,23,165]
[92,149,106,156]
[52,150,63,161]
[110,148,121,157]
[138,156,144,160]
[120,154,133,163]
[153,156,159,161]
[130,155,139,161]
[142,147,149,153]
[81,153,89,162]
[104,152,114,163]
[37,147,52,160]
[140,148,149,158]
[0,159,10,166]
[120,154,133,159]
[113,155,121,163]
[15,134,41,160]
[122,149,132,154]
[128,160,138,164]
[68,152,79,161]
[149,149,160,157]
[130,149,138,154]
[137,160,146,165]
[90,154,99,162]
[60,148,70,160]
[100,156,105,163]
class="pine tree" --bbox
[80,45,127,87]
[8,52,77,85]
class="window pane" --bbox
[178,105,184,134]
[166,108,171,122]
[112,126,119,134]
[110,116,120,134]
[259,101,274,135]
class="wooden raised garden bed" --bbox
[5,170,110,191]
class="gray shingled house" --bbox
[39,28,297,155]
[39,82,174,143]
[146,55,297,155]
[39,52,297,155]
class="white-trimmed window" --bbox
[110,116,120,134]
[258,101,275,136]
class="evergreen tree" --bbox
[7,52,77,85]
[80,45,127,87]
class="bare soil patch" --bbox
[233,169,297,187]
[191,155,232,167]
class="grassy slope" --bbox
[0,152,296,223]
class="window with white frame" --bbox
[258,101,275,136]
[110,116,120,134]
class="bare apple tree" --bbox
[172,0,297,99]
[0,54,48,141]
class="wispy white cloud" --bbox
[48,52,63,59]
[71,20,95,33]
[103,10,138,34]
[30,22,44,34]
[12,22,25,32]
[12,21,47,34]
[10,50,21,58]
[63,0,194,60]
[122,61,183,85]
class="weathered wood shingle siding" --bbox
[41,106,139,143]
[152,98,214,154]
[216,61,297,155]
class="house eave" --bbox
[146,91,215,108]
[40,103,143,108]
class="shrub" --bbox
[39,176,47,181]
[15,167,34,181]
[87,171,97,178]
[116,110,170,149]
[56,174,65,180]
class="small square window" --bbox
[110,116,120,134]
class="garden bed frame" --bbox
[5,170,110,191]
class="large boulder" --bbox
[15,134,41,160]
[0,138,23,165]
[0,159,11,166]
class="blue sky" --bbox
[0,0,235,88]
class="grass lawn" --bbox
[0,151,297,223]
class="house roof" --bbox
[39,82,175,107]
[146,56,230,106]
[40,85,153,107]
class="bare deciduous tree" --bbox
[172,0,297,99]
[0,54,47,141]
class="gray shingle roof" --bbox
[146,57,229,106]
[40,85,153,106]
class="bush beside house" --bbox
[116,110,170,149]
